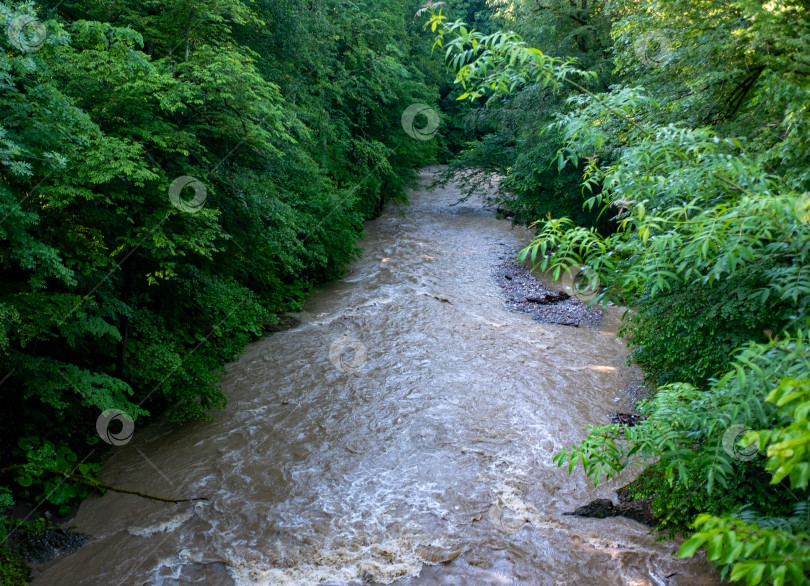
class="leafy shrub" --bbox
[621,260,793,388]
[627,463,795,539]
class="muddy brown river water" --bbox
[35,169,718,585]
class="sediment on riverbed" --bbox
[492,250,602,328]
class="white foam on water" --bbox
[341,270,380,283]
[128,507,195,537]
[224,536,433,586]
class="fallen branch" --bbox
[59,471,209,504]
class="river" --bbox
[34,168,718,585]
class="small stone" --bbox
[567,498,616,519]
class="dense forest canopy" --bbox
[0,0,461,579]
[2,0,810,584]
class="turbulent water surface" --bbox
[35,169,718,585]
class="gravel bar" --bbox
[492,250,602,328]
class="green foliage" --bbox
[433,1,616,226]
[627,462,794,539]
[550,334,810,582]
[620,261,788,387]
[680,513,810,586]
[0,0,443,570]
[0,545,28,586]
[12,437,100,515]
[424,0,810,582]
[759,377,810,489]
[552,334,810,493]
